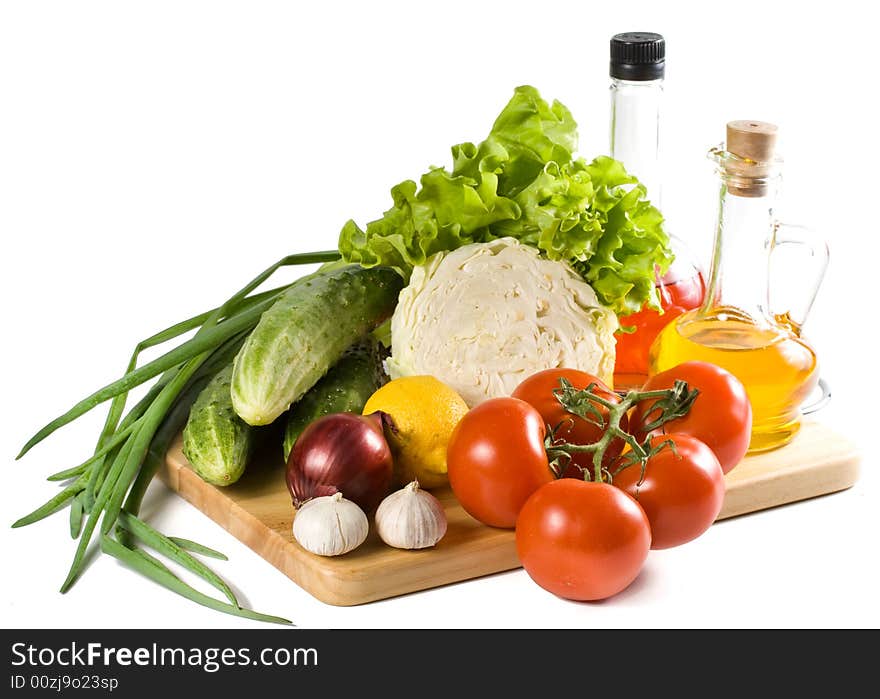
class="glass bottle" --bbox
[648,121,829,452]
[608,32,665,203]
[608,32,707,390]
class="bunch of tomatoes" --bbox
[446,361,753,601]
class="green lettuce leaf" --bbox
[338,85,672,315]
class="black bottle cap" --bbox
[610,32,665,81]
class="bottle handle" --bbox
[768,222,829,334]
[802,376,832,415]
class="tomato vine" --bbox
[544,378,699,484]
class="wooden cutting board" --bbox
[159,420,860,606]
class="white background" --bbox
[2,1,878,629]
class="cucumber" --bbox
[231,264,403,426]
[282,339,388,461]
[182,364,254,486]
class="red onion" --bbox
[286,411,394,512]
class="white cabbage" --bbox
[386,238,618,406]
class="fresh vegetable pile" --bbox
[12,85,687,621]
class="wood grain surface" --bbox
[159,419,860,606]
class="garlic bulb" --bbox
[375,481,447,550]
[292,493,368,557]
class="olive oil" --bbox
[649,307,818,452]
[648,120,827,453]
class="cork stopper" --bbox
[721,120,780,197]
[726,121,778,162]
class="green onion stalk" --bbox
[13,250,340,625]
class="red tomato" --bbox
[511,368,627,477]
[515,479,651,601]
[613,434,725,550]
[447,397,555,529]
[632,361,752,474]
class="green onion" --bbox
[166,537,229,561]
[17,252,338,459]
[12,476,88,528]
[12,249,338,623]
[124,330,249,517]
[69,493,85,539]
[47,464,88,483]
[60,434,136,592]
[101,536,292,625]
[116,512,238,607]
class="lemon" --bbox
[363,375,469,489]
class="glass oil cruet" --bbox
[648,120,829,452]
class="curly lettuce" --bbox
[338,85,672,315]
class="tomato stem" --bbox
[632,381,700,434]
[544,379,698,483]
